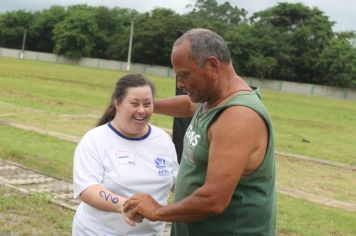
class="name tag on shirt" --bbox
[116,151,136,165]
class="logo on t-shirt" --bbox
[154,157,170,176]
[185,125,200,147]
[154,158,166,169]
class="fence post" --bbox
[343,88,348,99]
[278,80,283,91]
[311,84,315,96]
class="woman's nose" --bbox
[137,104,145,113]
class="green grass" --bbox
[277,194,356,236]
[0,56,355,235]
[0,185,73,235]
[1,57,355,164]
[276,157,356,204]
[263,90,356,165]
[0,125,75,181]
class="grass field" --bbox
[0,56,355,235]
[1,57,355,164]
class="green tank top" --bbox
[171,88,276,236]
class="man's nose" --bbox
[176,76,185,90]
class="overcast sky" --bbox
[0,0,355,32]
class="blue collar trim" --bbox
[107,122,151,141]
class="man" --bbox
[124,28,276,236]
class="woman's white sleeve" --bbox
[73,137,103,199]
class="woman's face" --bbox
[114,85,153,138]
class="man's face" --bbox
[171,41,210,103]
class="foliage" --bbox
[31,5,66,52]
[0,10,35,49]
[133,8,191,66]
[317,31,356,87]
[52,5,98,58]
[249,3,335,82]
[186,0,247,34]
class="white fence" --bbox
[0,47,175,78]
[245,77,356,100]
[1,47,355,100]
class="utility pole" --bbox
[21,29,27,59]
[126,21,134,71]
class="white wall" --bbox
[1,47,355,100]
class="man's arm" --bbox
[124,106,268,222]
[154,95,197,118]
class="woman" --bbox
[72,74,178,236]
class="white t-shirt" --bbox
[72,123,178,236]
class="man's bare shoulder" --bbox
[214,105,262,128]
[208,105,267,145]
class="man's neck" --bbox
[203,76,251,112]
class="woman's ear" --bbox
[113,99,120,111]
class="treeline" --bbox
[0,0,355,88]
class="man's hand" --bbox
[121,199,143,226]
[123,193,162,222]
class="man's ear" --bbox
[206,56,219,76]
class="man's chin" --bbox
[189,96,200,103]
[187,94,197,102]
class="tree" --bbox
[317,32,356,88]
[52,5,98,59]
[31,6,66,52]
[132,8,190,66]
[0,10,35,50]
[102,7,140,61]
[186,0,246,35]
[225,23,284,79]
[250,3,334,82]
[189,0,246,25]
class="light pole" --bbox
[126,21,134,71]
[20,29,27,59]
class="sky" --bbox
[0,0,355,32]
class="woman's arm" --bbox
[80,184,138,225]
[80,184,125,212]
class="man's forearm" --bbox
[153,188,225,222]
[154,95,196,118]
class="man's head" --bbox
[173,28,231,67]
[171,28,231,103]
